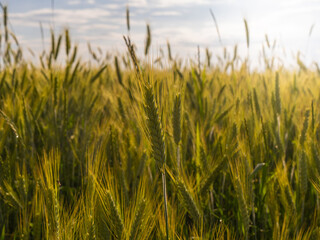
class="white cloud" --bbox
[152,11,181,16]
[151,0,211,8]
[77,23,120,33]
[103,4,124,10]
[10,18,46,29]
[127,0,148,7]
[11,8,112,25]
[68,0,81,5]
[126,0,212,8]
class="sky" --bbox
[3,0,320,68]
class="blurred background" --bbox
[4,0,320,69]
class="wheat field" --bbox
[0,5,320,240]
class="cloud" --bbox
[152,11,181,16]
[9,6,122,55]
[103,4,124,10]
[127,0,148,7]
[11,8,113,26]
[126,0,213,8]
[77,23,120,33]
[68,0,81,5]
[151,0,211,8]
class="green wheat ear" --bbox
[300,110,310,146]
[299,150,308,224]
[143,81,166,166]
[172,93,181,145]
[33,212,42,240]
[126,6,130,32]
[299,151,308,197]
[88,214,96,240]
[129,199,146,240]
[142,80,169,239]
[65,28,71,56]
[275,72,281,115]
[106,191,124,239]
[52,188,60,240]
[114,56,123,86]
[200,160,225,196]
[144,24,151,56]
[244,18,249,49]
[311,143,320,175]
[95,200,111,239]
[253,88,261,119]
[235,178,249,238]
[177,180,201,222]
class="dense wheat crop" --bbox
[1,5,320,240]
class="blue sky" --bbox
[4,0,320,68]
